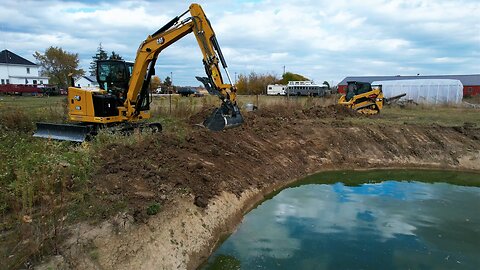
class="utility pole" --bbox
[169,71,173,114]
[283,65,286,75]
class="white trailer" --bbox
[267,84,286,95]
[372,79,463,105]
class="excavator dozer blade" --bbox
[203,107,244,131]
[33,123,92,142]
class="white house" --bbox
[75,75,99,90]
[0,49,49,85]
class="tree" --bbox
[278,72,309,85]
[33,46,84,89]
[89,43,108,76]
[323,81,330,89]
[109,51,123,60]
[163,76,172,87]
[235,71,278,95]
[150,76,161,92]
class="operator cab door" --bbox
[96,60,129,96]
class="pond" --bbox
[202,170,480,270]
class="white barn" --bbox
[0,49,49,85]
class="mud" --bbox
[41,105,480,270]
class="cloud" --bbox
[0,0,478,86]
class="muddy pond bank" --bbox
[37,106,480,269]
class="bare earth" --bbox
[36,105,480,270]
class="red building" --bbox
[337,74,480,96]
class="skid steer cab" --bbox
[338,81,384,114]
[34,3,243,142]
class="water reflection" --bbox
[203,172,480,270]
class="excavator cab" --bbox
[96,60,132,98]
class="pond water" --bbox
[202,170,480,270]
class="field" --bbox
[0,94,479,269]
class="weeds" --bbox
[146,202,161,216]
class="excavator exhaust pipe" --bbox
[203,103,244,131]
[33,123,94,142]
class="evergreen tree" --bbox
[164,76,172,87]
[89,43,108,76]
[109,51,123,60]
[323,81,330,89]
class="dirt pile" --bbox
[303,104,359,118]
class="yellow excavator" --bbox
[34,3,242,142]
[338,81,384,114]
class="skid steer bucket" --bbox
[33,123,93,142]
[203,103,244,131]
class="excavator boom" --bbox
[34,3,242,141]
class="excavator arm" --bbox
[33,3,241,142]
[125,3,242,130]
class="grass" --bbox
[0,93,479,269]
[347,104,480,128]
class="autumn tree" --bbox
[150,76,161,92]
[33,46,84,89]
[278,72,309,85]
[89,43,108,76]
[235,71,278,95]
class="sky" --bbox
[1,0,479,86]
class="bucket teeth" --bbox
[203,106,244,131]
[33,123,92,142]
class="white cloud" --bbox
[0,0,478,86]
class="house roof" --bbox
[0,49,37,66]
[84,76,98,83]
[338,74,480,86]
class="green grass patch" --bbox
[347,105,480,128]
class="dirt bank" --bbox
[37,105,480,269]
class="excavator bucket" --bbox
[203,104,244,131]
[33,123,93,142]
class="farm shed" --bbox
[338,74,480,97]
[372,79,463,104]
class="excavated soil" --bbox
[93,105,364,214]
[48,104,480,270]
[94,104,479,215]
